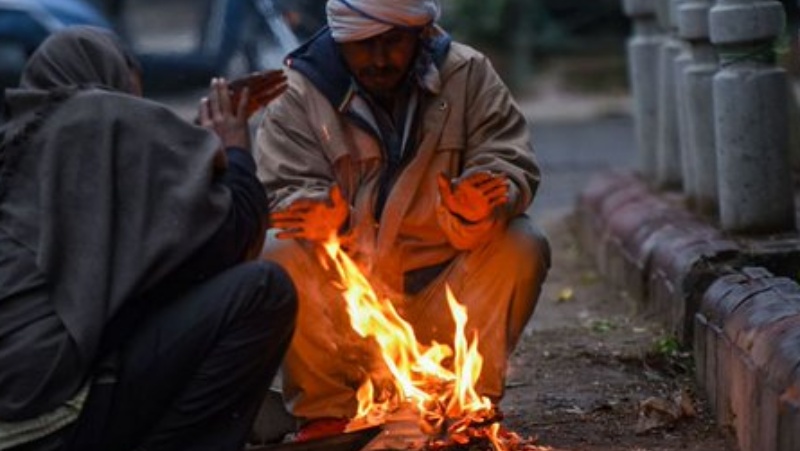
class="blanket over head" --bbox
[0,28,229,418]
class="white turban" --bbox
[326,0,441,43]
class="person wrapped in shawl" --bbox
[256,0,551,441]
[0,26,296,451]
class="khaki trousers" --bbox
[262,215,550,420]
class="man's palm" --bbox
[437,172,509,223]
[270,185,349,242]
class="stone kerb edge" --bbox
[696,269,800,451]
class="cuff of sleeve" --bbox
[225,146,256,173]
[506,180,524,217]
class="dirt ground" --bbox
[499,210,738,451]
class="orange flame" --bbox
[321,236,503,448]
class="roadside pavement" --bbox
[498,75,738,450]
[544,65,800,450]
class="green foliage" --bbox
[589,318,616,334]
[653,336,681,356]
[448,0,509,43]
[443,0,514,43]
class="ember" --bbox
[320,237,552,451]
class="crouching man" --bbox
[256,0,551,441]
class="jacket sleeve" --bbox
[168,147,269,284]
[255,78,336,211]
[462,54,540,217]
[207,147,269,260]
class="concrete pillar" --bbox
[656,0,684,190]
[623,0,663,181]
[710,0,796,234]
[678,0,719,217]
[673,0,695,201]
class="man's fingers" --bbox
[243,83,287,117]
[236,86,249,118]
[269,210,306,222]
[198,97,211,126]
[330,184,345,207]
[263,69,287,82]
[216,78,233,116]
[253,70,287,89]
[482,183,508,199]
[208,78,223,119]
[487,191,509,206]
[244,70,287,96]
[269,219,305,231]
[437,173,459,211]
[470,173,508,191]
[464,171,493,186]
[281,199,322,212]
[475,177,507,192]
[436,173,451,196]
[275,229,305,240]
[269,207,308,222]
[253,82,288,104]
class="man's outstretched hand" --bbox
[437,171,509,224]
[199,77,251,150]
[228,69,288,118]
[270,185,349,242]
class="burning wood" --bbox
[320,236,552,451]
[424,432,551,451]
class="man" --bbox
[0,27,295,451]
[256,0,550,440]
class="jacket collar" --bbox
[285,26,452,113]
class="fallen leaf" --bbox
[636,396,682,434]
[580,271,599,285]
[557,287,574,303]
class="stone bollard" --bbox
[678,0,719,217]
[673,0,695,201]
[710,0,796,234]
[656,0,684,190]
[623,0,663,181]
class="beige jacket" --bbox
[256,40,540,291]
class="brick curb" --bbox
[574,171,800,451]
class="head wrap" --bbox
[20,26,140,94]
[326,0,440,43]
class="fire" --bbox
[321,236,510,449]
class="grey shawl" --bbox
[0,27,230,420]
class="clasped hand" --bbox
[270,185,349,242]
[437,171,509,224]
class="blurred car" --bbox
[122,0,300,91]
[0,0,300,91]
[0,0,112,86]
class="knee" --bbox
[257,260,298,319]
[261,234,313,278]
[505,217,551,272]
[237,261,298,327]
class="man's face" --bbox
[338,28,421,95]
